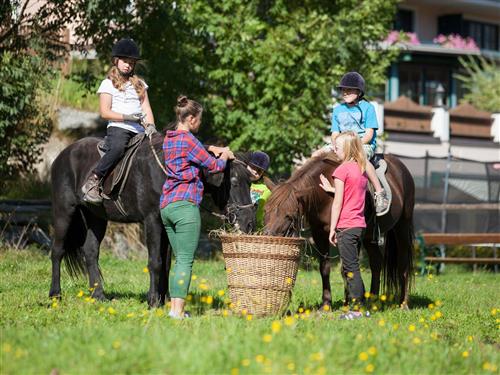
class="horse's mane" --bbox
[266,153,341,216]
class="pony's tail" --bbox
[62,210,88,279]
[382,220,415,301]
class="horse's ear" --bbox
[263,176,276,191]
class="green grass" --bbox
[1,247,498,375]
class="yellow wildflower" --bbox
[428,303,435,310]
[368,347,377,356]
[408,324,416,332]
[217,290,225,297]
[255,354,264,363]
[380,295,387,302]
[287,362,295,371]
[347,272,354,279]
[358,352,369,361]
[241,359,250,367]
[107,307,116,315]
[77,290,84,298]
[206,296,213,304]
[271,321,281,333]
[230,368,239,375]
[284,316,295,326]
[378,319,386,327]
[467,336,473,342]
[126,313,135,318]
[491,308,497,316]
[112,340,121,349]
[246,314,253,321]
[365,364,375,373]
[435,311,443,318]
[143,267,149,273]
[462,351,469,358]
[413,337,421,345]
[323,305,330,311]
[191,274,197,280]
[263,334,272,343]
[435,300,442,307]
[286,277,293,284]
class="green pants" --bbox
[161,200,201,299]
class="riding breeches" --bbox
[93,126,136,178]
[160,200,201,299]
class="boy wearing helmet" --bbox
[314,72,389,216]
[81,38,156,204]
[248,151,272,230]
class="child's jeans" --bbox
[93,126,136,178]
[336,227,366,308]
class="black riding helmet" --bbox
[112,38,141,60]
[338,72,365,99]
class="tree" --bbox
[456,56,500,113]
[73,0,400,174]
[0,1,81,182]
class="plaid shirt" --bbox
[160,130,226,208]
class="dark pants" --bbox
[336,227,365,308]
[93,126,136,178]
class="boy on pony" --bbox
[314,72,390,216]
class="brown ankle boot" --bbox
[82,174,103,204]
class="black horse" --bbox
[49,133,255,307]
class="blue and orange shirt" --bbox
[160,130,226,208]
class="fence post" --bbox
[438,147,452,272]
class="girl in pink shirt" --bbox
[319,131,368,319]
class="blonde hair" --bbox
[107,58,146,100]
[336,131,367,173]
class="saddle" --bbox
[96,133,146,209]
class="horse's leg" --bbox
[157,229,171,306]
[363,227,383,297]
[144,214,165,308]
[312,228,332,309]
[82,212,107,300]
[49,204,76,299]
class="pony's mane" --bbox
[266,153,341,215]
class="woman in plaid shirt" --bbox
[161,95,234,319]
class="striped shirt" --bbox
[160,130,226,208]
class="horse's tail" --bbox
[62,209,88,279]
[382,214,415,301]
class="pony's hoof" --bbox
[49,292,61,300]
[400,302,410,310]
[92,291,107,301]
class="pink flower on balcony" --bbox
[384,30,421,45]
[433,34,480,51]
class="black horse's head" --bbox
[203,152,256,233]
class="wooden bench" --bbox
[420,233,500,272]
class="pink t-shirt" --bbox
[332,161,368,229]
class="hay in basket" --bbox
[217,232,305,317]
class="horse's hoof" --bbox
[92,291,107,301]
[400,302,410,310]
[49,293,62,300]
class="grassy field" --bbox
[0,247,498,375]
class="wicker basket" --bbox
[219,233,304,317]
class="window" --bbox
[399,64,422,104]
[395,9,414,32]
[463,20,499,50]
